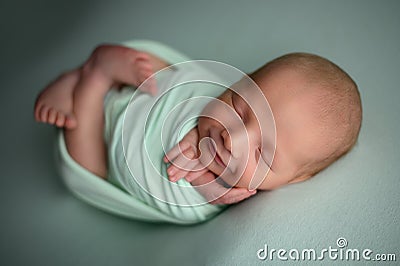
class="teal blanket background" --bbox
[1,0,399,265]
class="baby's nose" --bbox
[221,129,231,152]
[221,125,250,157]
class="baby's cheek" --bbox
[239,157,276,189]
[257,170,293,191]
[231,162,256,189]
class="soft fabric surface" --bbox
[1,1,399,265]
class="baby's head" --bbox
[197,53,362,190]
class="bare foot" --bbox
[88,45,157,95]
[34,70,79,129]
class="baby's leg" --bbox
[63,68,112,178]
[35,45,156,178]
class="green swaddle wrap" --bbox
[56,40,228,224]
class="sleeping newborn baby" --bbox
[34,40,362,224]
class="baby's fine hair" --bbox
[256,52,362,177]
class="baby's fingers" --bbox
[163,141,191,163]
[167,157,206,182]
[168,168,190,182]
[210,188,257,205]
[184,168,209,182]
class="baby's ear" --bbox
[288,173,312,184]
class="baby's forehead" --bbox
[228,74,321,120]
[234,84,323,126]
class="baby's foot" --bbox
[34,70,78,129]
[90,45,157,95]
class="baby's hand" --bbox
[190,172,257,205]
[163,127,208,182]
[163,127,257,205]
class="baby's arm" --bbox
[163,127,257,205]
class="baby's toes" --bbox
[64,114,77,129]
[34,101,42,121]
[138,68,153,83]
[135,51,151,62]
[139,59,153,77]
[55,113,65,128]
[136,56,152,69]
[138,76,158,96]
[39,105,50,123]
[48,108,57,124]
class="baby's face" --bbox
[198,68,323,190]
